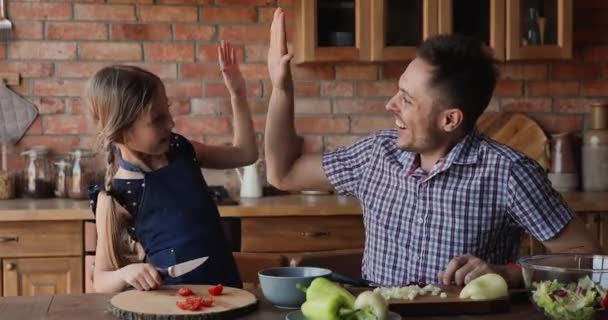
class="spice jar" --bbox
[54,159,70,198]
[67,149,96,200]
[21,146,54,198]
[0,171,15,200]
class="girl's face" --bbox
[121,83,175,156]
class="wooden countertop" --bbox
[0,192,607,222]
[0,290,549,320]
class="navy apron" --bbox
[119,149,242,288]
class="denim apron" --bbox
[107,142,242,288]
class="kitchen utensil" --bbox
[155,256,208,278]
[590,102,608,130]
[235,160,262,198]
[285,310,402,320]
[0,0,12,43]
[328,271,378,288]
[20,146,54,198]
[519,254,608,320]
[54,159,69,198]
[109,285,258,319]
[258,266,332,309]
[548,132,579,192]
[67,149,96,199]
[477,112,550,170]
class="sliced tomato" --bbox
[601,290,608,309]
[177,287,193,297]
[208,284,223,296]
[176,300,198,311]
[185,296,213,309]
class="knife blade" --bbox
[157,256,208,278]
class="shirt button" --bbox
[413,254,420,261]
[417,217,424,224]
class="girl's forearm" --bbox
[230,94,258,163]
[93,269,129,293]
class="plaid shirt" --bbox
[322,129,573,286]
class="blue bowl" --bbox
[258,266,332,309]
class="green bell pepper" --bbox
[301,293,358,320]
[305,277,357,309]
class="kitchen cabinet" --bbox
[296,0,572,63]
[0,219,85,297]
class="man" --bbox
[264,8,602,287]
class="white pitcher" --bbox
[235,161,262,198]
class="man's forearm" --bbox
[264,85,303,187]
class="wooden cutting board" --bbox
[350,286,511,316]
[477,112,550,170]
[109,285,258,320]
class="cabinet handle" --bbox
[300,231,330,237]
[0,236,18,243]
[6,263,15,271]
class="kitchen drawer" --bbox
[240,216,364,253]
[0,221,82,258]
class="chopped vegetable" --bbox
[306,277,356,309]
[459,273,509,300]
[374,283,444,301]
[177,287,193,297]
[532,276,606,320]
[208,284,223,296]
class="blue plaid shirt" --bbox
[322,129,573,286]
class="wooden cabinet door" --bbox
[370,0,439,61]
[295,0,371,63]
[3,257,82,297]
[506,0,572,60]
[438,0,505,60]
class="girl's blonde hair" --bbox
[86,65,161,269]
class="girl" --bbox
[87,41,257,293]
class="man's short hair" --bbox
[417,34,499,132]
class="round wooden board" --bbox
[109,285,258,320]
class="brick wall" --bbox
[1,0,607,191]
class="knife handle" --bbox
[155,267,170,277]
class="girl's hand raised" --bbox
[218,40,246,98]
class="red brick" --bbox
[295,117,349,134]
[278,0,294,6]
[584,46,608,62]
[382,62,406,80]
[191,99,231,115]
[552,64,601,80]
[294,99,331,114]
[174,25,216,41]
[528,81,579,96]
[33,80,85,97]
[335,65,378,80]
[180,64,221,80]
[494,80,523,97]
[169,99,191,116]
[12,21,43,40]
[145,43,194,62]
[111,24,171,41]
[174,117,231,135]
[334,99,387,114]
[163,81,203,98]
[293,65,334,80]
[7,82,29,96]
[259,7,293,23]
[321,81,353,97]
[15,136,80,155]
[67,97,86,114]
[9,3,72,20]
[325,135,366,151]
[158,0,211,4]
[205,81,262,97]
[43,115,90,134]
[501,98,552,113]
[581,82,608,96]
[554,98,603,113]
[48,22,107,40]
[574,9,608,26]
[294,81,320,97]
[10,41,76,60]
[109,0,154,3]
[0,44,5,59]
[0,62,53,77]
[244,45,268,62]
[36,97,65,114]
[240,64,269,80]
[80,42,142,61]
[75,4,135,21]
[130,63,178,79]
[531,115,584,133]
[220,26,270,42]
[26,118,43,135]
[55,62,110,78]
[197,44,244,62]
[499,64,548,80]
[357,81,396,97]
[139,5,197,22]
[252,115,266,132]
[202,7,257,23]
[350,116,394,133]
[216,0,271,5]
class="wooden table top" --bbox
[0,290,547,320]
[0,192,607,222]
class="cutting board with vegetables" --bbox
[109,285,258,320]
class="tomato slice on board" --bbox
[176,300,199,311]
[601,291,608,309]
[177,287,193,297]
[208,284,223,296]
[185,295,214,309]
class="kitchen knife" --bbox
[156,256,208,278]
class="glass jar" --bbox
[0,170,15,200]
[67,149,96,200]
[21,146,54,198]
[54,159,70,198]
